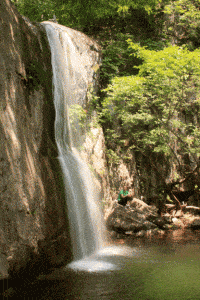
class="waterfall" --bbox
[42,22,107,261]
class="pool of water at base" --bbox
[5,229,200,300]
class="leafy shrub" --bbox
[100,33,142,87]
[100,43,200,175]
[163,0,200,49]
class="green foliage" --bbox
[85,83,100,112]
[163,0,200,48]
[11,0,199,51]
[100,43,200,171]
[11,0,162,28]
[138,38,167,50]
[69,104,87,134]
[100,33,142,87]
[116,0,162,15]
[11,0,55,21]
[106,149,121,165]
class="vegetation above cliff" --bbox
[11,0,161,27]
[11,0,200,202]
[11,0,200,49]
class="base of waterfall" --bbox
[67,259,116,272]
[67,245,134,272]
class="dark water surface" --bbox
[4,229,200,300]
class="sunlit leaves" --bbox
[100,43,200,168]
[163,0,200,48]
[11,0,55,21]
[11,0,162,28]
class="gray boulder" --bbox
[106,198,159,234]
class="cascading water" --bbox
[42,22,107,261]
[41,22,133,271]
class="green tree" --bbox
[11,0,55,21]
[11,0,162,27]
[100,43,200,189]
[163,0,200,48]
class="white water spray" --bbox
[42,22,107,261]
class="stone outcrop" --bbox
[106,198,162,235]
[171,209,200,230]
[106,197,200,238]
[0,0,74,279]
[0,0,104,283]
[80,124,111,212]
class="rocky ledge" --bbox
[106,198,200,238]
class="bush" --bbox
[100,43,200,175]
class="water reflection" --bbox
[45,230,200,300]
[96,245,134,257]
[5,229,200,299]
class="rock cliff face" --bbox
[0,0,72,279]
[0,0,104,282]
